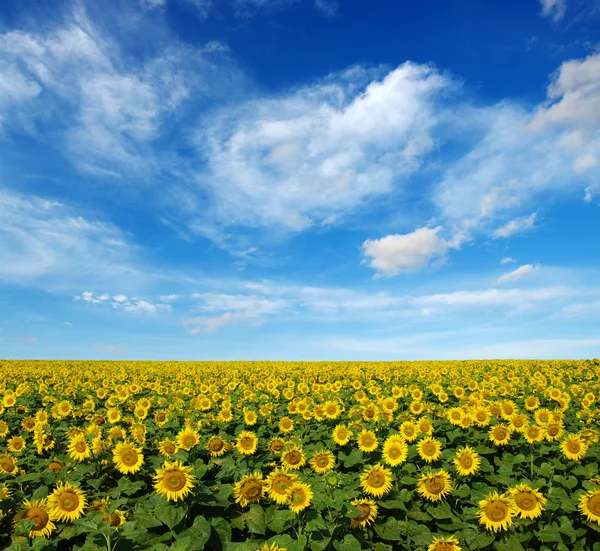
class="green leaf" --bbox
[373,545,394,551]
[14,519,36,537]
[494,537,525,551]
[536,524,563,543]
[154,501,186,530]
[426,501,454,520]
[333,534,361,551]
[209,517,232,549]
[470,532,495,550]
[180,516,211,551]
[168,537,194,551]
[244,504,267,535]
[31,485,48,501]
[374,517,404,541]
[265,506,295,533]
[339,449,363,468]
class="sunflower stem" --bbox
[529,445,533,480]
[103,533,113,551]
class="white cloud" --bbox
[0,189,134,284]
[539,0,567,21]
[501,257,516,264]
[574,153,598,173]
[182,312,249,334]
[159,294,178,301]
[493,213,537,238]
[314,0,338,16]
[75,291,170,314]
[362,226,452,276]
[195,63,449,230]
[139,0,166,8]
[497,264,540,283]
[532,52,600,131]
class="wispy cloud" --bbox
[497,264,540,283]
[0,189,135,285]
[493,213,538,238]
[539,0,567,21]
[501,257,516,264]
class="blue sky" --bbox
[1,0,600,360]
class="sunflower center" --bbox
[184,436,196,447]
[291,490,306,505]
[388,447,400,459]
[368,472,385,488]
[271,441,284,452]
[286,451,301,465]
[243,481,261,499]
[547,425,559,436]
[26,507,49,530]
[316,456,329,467]
[337,429,348,440]
[59,492,80,512]
[354,504,371,521]
[423,443,436,455]
[567,441,581,454]
[588,495,600,515]
[460,455,473,468]
[362,435,374,447]
[274,477,291,493]
[404,427,415,436]
[424,476,444,494]
[210,439,224,452]
[514,492,536,511]
[75,441,87,452]
[241,437,254,449]
[121,450,138,466]
[165,471,186,491]
[485,501,508,521]
[156,413,166,422]
[164,443,175,454]
[494,429,507,440]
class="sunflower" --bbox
[268,437,286,455]
[154,410,169,427]
[427,535,462,551]
[453,446,481,476]
[417,470,452,502]
[47,482,86,522]
[288,482,313,514]
[13,499,56,538]
[350,499,378,529]
[177,427,200,451]
[542,422,564,442]
[106,408,121,424]
[7,436,26,454]
[113,441,144,474]
[579,488,600,525]
[524,425,544,444]
[507,484,546,519]
[207,436,227,457]
[360,463,393,497]
[488,424,512,446]
[158,438,179,457]
[281,446,306,470]
[67,435,92,462]
[278,417,294,433]
[0,485,11,501]
[560,434,588,461]
[400,421,419,442]
[234,472,264,507]
[0,454,18,475]
[265,469,298,504]
[357,430,378,453]
[417,437,442,463]
[478,491,517,532]
[310,450,336,474]
[382,436,408,467]
[153,460,196,501]
[236,431,259,456]
[332,425,352,446]
[257,543,287,551]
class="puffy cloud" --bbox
[574,153,598,174]
[75,291,171,314]
[362,226,452,276]
[196,63,449,230]
[493,213,537,238]
[501,257,516,264]
[497,264,540,283]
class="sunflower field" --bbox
[0,360,599,551]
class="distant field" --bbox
[0,360,599,551]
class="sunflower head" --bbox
[417,470,452,502]
[153,460,196,502]
[417,437,442,463]
[579,488,600,525]
[266,469,298,504]
[453,446,481,477]
[360,463,393,498]
[47,482,87,523]
[288,482,313,514]
[13,499,56,538]
[350,499,378,529]
[310,450,335,474]
[112,441,144,474]
[478,491,517,532]
[427,535,462,551]
[507,484,546,519]
[234,472,264,507]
